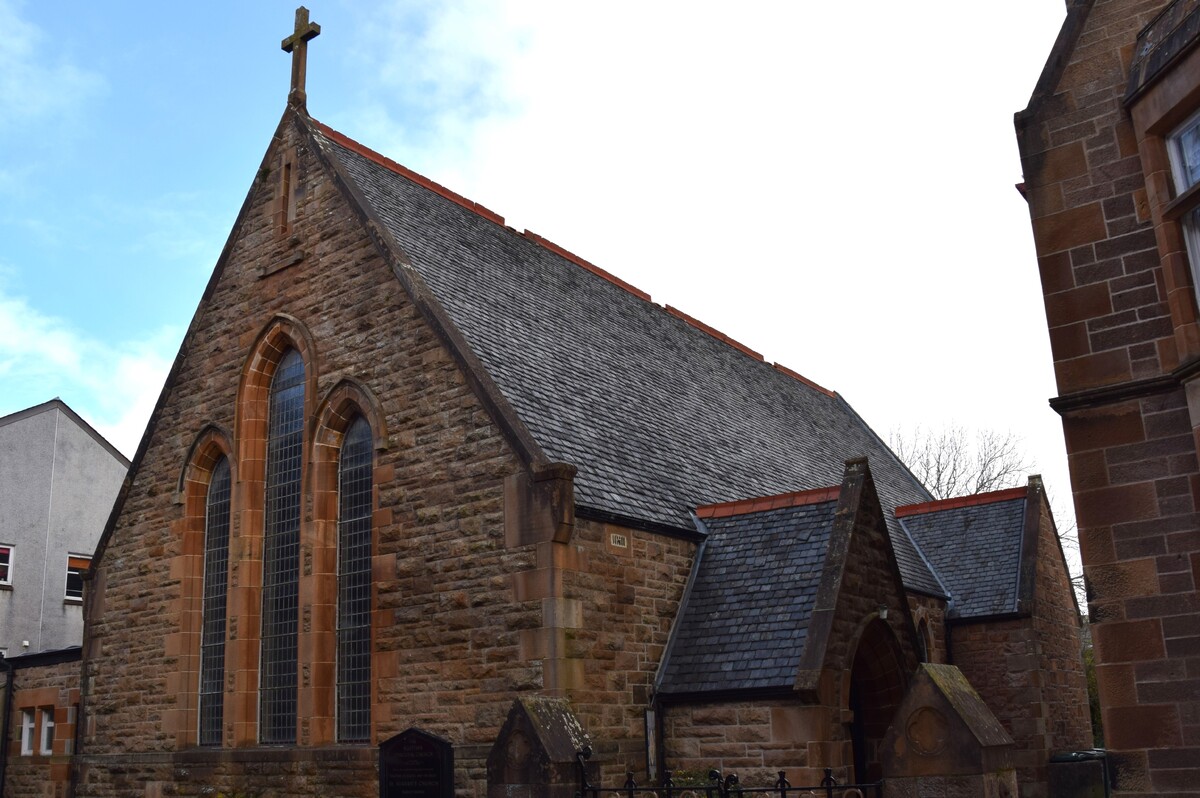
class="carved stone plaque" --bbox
[380,727,453,798]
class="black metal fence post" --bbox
[820,767,836,798]
[573,753,880,798]
[773,770,790,798]
[707,769,723,798]
[576,746,594,798]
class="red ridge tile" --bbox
[521,230,651,301]
[696,486,842,519]
[665,306,764,362]
[313,118,834,382]
[771,363,835,397]
[894,486,1028,518]
[311,119,658,304]
[311,119,505,225]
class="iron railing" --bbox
[576,747,883,798]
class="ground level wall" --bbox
[3,651,81,798]
[661,699,846,788]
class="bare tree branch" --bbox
[889,424,1035,500]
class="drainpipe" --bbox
[0,655,14,798]
[651,696,666,784]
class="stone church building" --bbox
[4,9,1092,798]
[1018,0,1200,795]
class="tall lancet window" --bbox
[337,416,373,743]
[261,348,305,744]
[199,456,231,746]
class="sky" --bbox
[0,2,1073,532]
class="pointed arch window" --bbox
[337,416,373,743]
[916,618,931,663]
[261,348,305,744]
[199,456,231,746]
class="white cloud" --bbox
[0,283,177,458]
[325,1,1076,527]
[338,0,530,173]
[0,0,106,130]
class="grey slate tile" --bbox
[315,128,944,596]
[658,501,836,694]
[899,498,1026,618]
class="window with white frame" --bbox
[65,555,90,601]
[0,544,13,586]
[1168,109,1200,286]
[40,708,54,755]
[20,709,34,755]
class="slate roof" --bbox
[656,500,837,695]
[312,122,945,595]
[897,492,1027,618]
[1126,0,1200,101]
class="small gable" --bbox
[897,488,1028,619]
[656,491,839,695]
[881,664,1016,784]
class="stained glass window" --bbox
[260,349,304,744]
[199,456,230,746]
[337,416,373,743]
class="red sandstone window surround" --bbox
[223,318,380,747]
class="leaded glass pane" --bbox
[337,416,373,743]
[260,349,304,744]
[1178,118,1200,190]
[199,456,230,746]
[1171,111,1200,192]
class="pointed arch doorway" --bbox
[848,617,908,783]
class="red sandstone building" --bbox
[5,9,1093,798]
[1018,1,1200,795]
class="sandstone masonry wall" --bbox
[951,620,1042,787]
[662,700,831,788]
[4,655,80,798]
[1031,501,1093,756]
[1017,1,1200,794]
[951,499,1092,798]
[562,519,696,780]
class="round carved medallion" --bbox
[905,707,949,756]
[506,730,532,769]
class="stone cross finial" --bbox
[281,6,321,107]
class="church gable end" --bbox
[78,107,545,793]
